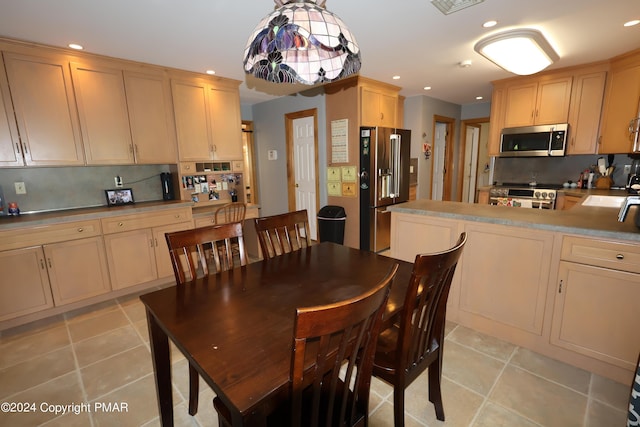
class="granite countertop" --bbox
[389,198,640,242]
[0,200,194,230]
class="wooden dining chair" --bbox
[372,232,467,425]
[214,264,399,427]
[164,222,248,415]
[254,209,312,259]
[628,351,640,426]
[214,201,247,224]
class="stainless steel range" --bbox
[489,183,560,209]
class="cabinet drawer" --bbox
[102,208,192,234]
[561,235,640,274]
[0,220,102,252]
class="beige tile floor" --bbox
[0,291,631,427]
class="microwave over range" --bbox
[500,123,568,157]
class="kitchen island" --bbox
[388,198,639,384]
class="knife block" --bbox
[595,176,613,189]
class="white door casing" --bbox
[293,116,318,240]
[431,122,447,201]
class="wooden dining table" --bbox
[140,241,413,427]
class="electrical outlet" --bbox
[14,182,26,194]
[114,176,123,187]
[624,164,632,175]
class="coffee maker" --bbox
[628,159,640,194]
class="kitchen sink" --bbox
[581,195,627,208]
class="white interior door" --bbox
[431,122,447,201]
[293,116,317,240]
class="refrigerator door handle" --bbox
[390,134,401,197]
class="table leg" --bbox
[146,308,174,426]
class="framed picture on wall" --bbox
[105,188,135,206]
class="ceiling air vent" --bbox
[431,0,484,15]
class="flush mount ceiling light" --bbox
[243,0,361,85]
[474,28,559,75]
[431,0,484,15]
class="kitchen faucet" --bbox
[617,195,640,222]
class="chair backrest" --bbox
[254,209,312,259]
[396,232,467,377]
[214,202,247,224]
[290,264,398,427]
[165,222,247,283]
[628,352,640,426]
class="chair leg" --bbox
[428,360,445,421]
[189,363,199,415]
[393,386,405,427]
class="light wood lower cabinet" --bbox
[456,222,554,336]
[0,235,111,321]
[0,247,53,322]
[45,236,111,305]
[102,208,193,289]
[551,261,640,370]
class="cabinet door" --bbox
[503,82,538,127]
[487,85,505,156]
[551,261,640,370]
[153,222,193,280]
[44,236,111,306]
[379,92,397,128]
[3,51,84,166]
[599,63,640,153]
[457,223,554,335]
[70,61,134,164]
[0,247,53,322]
[208,86,243,160]
[124,69,177,164]
[567,71,606,154]
[104,228,157,290]
[535,77,572,125]
[0,56,22,166]
[172,79,213,161]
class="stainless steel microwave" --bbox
[499,123,568,157]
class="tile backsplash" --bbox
[0,165,171,214]
[493,154,638,187]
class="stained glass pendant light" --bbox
[243,0,361,85]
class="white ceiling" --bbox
[0,0,638,107]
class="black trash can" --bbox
[317,205,347,244]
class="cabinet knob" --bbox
[175,214,180,218]
[118,222,124,227]
[616,253,624,260]
[77,227,84,232]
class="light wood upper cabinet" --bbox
[487,85,506,156]
[172,78,214,161]
[172,77,243,162]
[361,86,398,127]
[123,69,177,164]
[0,56,21,167]
[70,61,134,164]
[503,76,573,127]
[207,86,243,160]
[567,70,607,154]
[598,50,640,154]
[2,51,85,166]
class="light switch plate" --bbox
[267,150,278,160]
[14,182,26,194]
[624,164,632,175]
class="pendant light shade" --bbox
[243,0,361,85]
[474,29,559,75]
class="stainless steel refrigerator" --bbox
[359,126,411,252]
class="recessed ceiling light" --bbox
[68,43,84,50]
[424,86,432,91]
[392,75,400,80]
[206,70,216,75]
[483,20,497,28]
[476,96,484,100]
[624,20,640,27]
